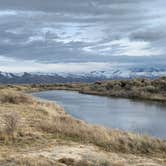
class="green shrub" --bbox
[145,86,157,93]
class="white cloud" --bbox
[0,56,113,73]
[111,38,163,56]
[0,10,17,17]
[26,36,45,44]
[41,23,105,44]
[0,10,51,17]
[0,55,15,63]
[83,38,163,56]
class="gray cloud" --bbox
[0,0,165,72]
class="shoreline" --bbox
[32,89,166,141]
[40,77,166,103]
[1,77,164,103]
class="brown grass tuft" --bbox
[0,111,20,143]
[3,111,20,135]
[0,90,34,104]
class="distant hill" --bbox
[0,65,166,84]
[0,72,107,84]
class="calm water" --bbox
[32,90,166,139]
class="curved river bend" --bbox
[32,90,166,139]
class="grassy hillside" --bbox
[0,88,166,165]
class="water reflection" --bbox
[32,90,166,139]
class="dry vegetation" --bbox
[0,86,166,165]
[79,77,166,102]
[1,77,165,102]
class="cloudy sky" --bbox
[0,0,166,73]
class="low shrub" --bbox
[0,90,34,104]
[3,112,20,136]
[0,111,20,142]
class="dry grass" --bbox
[3,112,20,134]
[0,156,112,166]
[0,89,34,104]
[58,157,111,166]
[0,88,165,165]
[0,111,20,143]
[0,156,62,166]
[79,77,166,102]
[38,115,166,155]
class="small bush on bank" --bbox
[3,112,20,136]
[0,111,20,142]
[0,90,33,104]
[144,85,157,93]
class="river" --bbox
[32,90,166,139]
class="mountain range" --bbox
[0,66,166,84]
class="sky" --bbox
[0,0,166,73]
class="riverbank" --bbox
[32,90,166,139]
[0,87,166,165]
[79,77,166,102]
[2,77,165,103]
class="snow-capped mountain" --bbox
[0,65,166,84]
[0,71,106,84]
